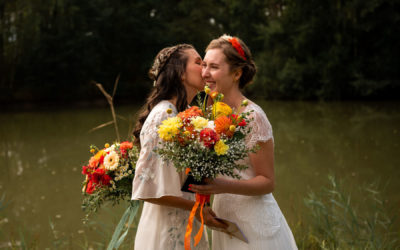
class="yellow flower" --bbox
[229,125,236,132]
[204,86,211,94]
[166,108,173,114]
[90,148,95,154]
[94,150,104,160]
[158,117,183,141]
[241,99,248,106]
[214,140,229,156]
[213,102,232,118]
[105,143,110,148]
[191,116,209,131]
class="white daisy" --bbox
[104,151,119,171]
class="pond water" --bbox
[1,101,399,249]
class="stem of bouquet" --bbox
[91,74,121,142]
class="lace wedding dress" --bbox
[131,100,209,250]
[212,101,298,250]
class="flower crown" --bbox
[222,35,246,61]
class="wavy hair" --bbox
[132,44,194,145]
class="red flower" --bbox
[120,141,133,150]
[101,174,112,185]
[90,168,112,187]
[199,128,219,148]
[85,180,96,194]
[230,114,246,127]
[82,165,91,175]
[120,141,133,158]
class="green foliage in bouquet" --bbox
[155,89,259,181]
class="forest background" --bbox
[1,0,399,106]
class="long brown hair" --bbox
[206,35,256,89]
[133,44,194,145]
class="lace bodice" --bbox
[212,101,297,249]
[233,101,274,180]
[244,101,274,149]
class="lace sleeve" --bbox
[131,101,184,200]
[246,103,274,149]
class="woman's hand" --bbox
[196,206,228,229]
[189,178,230,195]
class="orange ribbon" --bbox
[184,193,210,250]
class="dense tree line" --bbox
[1,0,399,104]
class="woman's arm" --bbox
[190,139,275,196]
[141,196,228,229]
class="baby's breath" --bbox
[155,107,257,181]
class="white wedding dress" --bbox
[212,101,298,250]
[131,100,209,250]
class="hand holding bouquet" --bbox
[81,141,139,220]
[155,86,258,249]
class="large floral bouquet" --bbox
[155,88,257,182]
[155,87,258,249]
[81,141,139,219]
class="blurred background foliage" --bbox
[1,0,399,105]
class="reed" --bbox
[1,175,398,249]
[295,175,399,250]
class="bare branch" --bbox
[112,73,121,98]
[88,120,115,133]
[91,79,121,142]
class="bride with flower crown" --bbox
[190,35,298,250]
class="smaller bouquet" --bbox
[81,140,139,220]
[155,86,258,249]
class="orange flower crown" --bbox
[228,37,246,61]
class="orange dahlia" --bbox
[215,116,234,138]
[177,106,203,124]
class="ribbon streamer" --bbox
[184,193,210,250]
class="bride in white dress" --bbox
[131,44,226,250]
[190,35,298,250]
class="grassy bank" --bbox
[1,176,399,249]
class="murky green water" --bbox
[1,101,399,248]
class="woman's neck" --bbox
[221,88,245,111]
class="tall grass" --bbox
[295,175,399,250]
[1,176,399,249]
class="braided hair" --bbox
[133,44,194,145]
